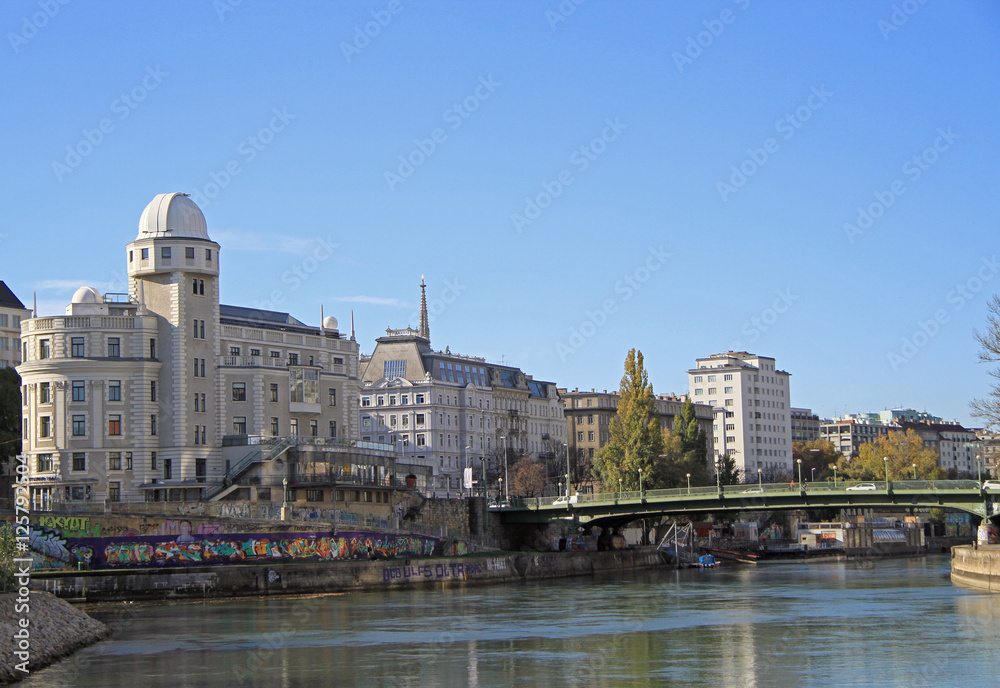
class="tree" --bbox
[972,294,1000,428]
[511,457,546,496]
[0,367,20,456]
[838,430,940,481]
[656,429,710,488]
[593,349,664,490]
[673,399,708,468]
[714,452,742,486]
[792,439,841,482]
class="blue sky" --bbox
[2,1,998,426]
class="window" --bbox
[229,346,240,356]
[150,338,157,359]
[108,415,121,436]
[333,357,344,365]
[206,248,212,261]
[233,417,247,434]
[161,247,171,260]
[724,386,733,394]
[724,374,733,381]
[108,482,121,502]
[707,375,716,382]
[72,415,86,436]
[329,421,338,438]
[708,388,716,395]
[289,368,318,404]
[108,338,120,358]
[306,489,323,502]
[151,415,157,436]
[71,380,85,402]
[588,431,595,441]
[309,420,318,437]
[384,360,406,379]
[193,278,205,295]
[39,382,50,404]
[71,337,85,357]
[39,416,50,438]
[185,246,195,259]
[328,388,337,406]
[72,453,86,471]
[108,380,121,401]
[377,396,385,406]
[693,375,703,383]
[163,459,171,480]
[0,314,6,326]
[416,434,425,446]
[416,413,425,424]
[150,381,156,402]
[270,383,279,402]
[124,452,132,470]
[577,431,584,441]
[232,382,246,401]
[141,248,149,260]
[109,452,122,470]
[271,417,279,436]
[290,419,298,436]
[694,389,703,395]
[288,353,298,365]
[361,396,371,407]
[415,393,425,404]
[37,454,52,472]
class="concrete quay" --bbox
[950,544,1000,592]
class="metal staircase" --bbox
[204,438,295,501]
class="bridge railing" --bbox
[503,479,986,509]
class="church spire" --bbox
[418,275,429,341]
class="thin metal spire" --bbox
[419,275,429,341]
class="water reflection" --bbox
[22,557,1000,688]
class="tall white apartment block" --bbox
[688,352,792,479]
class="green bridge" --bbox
[495,480,1000,529]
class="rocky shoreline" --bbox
[0,591,110,685]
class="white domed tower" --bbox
[126,193,222,485]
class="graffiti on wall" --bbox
[35,515,102,538]
[27,530,437,571]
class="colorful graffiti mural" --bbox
[27,530,436,571]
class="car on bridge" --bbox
[982,480,1000,491]
[846,482,877,491]
[552,495,578,506]
[740,487,764,494]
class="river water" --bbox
[22,556,1000,687]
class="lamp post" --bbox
[976,456,982,484]
[564,442,570,502]
[498,476,503,506]
[757,468,762,491]
[811,467,816,483]
[884,456,890,490]
[796,458,802,488]
[639,468,644,499]
[686,472,691,494]
[281,476,288,520]
[913,463,918,480]
[831,464,837,486]
[619,477,623,498]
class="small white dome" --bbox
[323,316,339,331]
[137,193,209,241]
[71,286,102,304]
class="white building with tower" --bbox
[17,193,359,509]
[688,351,792,480]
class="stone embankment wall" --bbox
[951,545,1000,592]
[33,548,665,602]
[0,591,109,684]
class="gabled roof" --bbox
[0,281,27,310]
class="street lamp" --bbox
[619,477,623,498]
[884,456,890,489]
[757,468,762,490]
[796,458,802,487]
[686,472,691,494]
[498,476,503,506]
[811,467,816,483]
[638,467,644,498]
[500,435,509,502]
[282,476,288,520]
[831,464,837,486]
[913,463,918,480]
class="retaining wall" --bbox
[950,545,1000,592]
